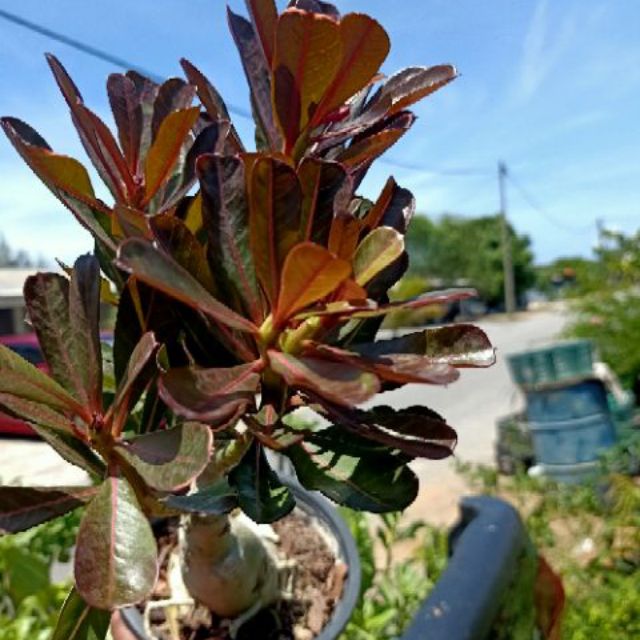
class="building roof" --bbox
[0,268,40,301]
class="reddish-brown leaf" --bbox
[228,8,282,149]
[107,73,143,175]
[143,107,200,205]
[268,350,379,406]
[115,422,212,491]
[116,239,257,334]
[312,13,390,126]
[328,213,363,260]
[353,324,496,368]
[197,154,263,322]
[159,362,261,426]
[275,242,351,324]
[249,156,302,306]
[0,486,98,534]
[297,158,351,245]
[304,342,460,386]
[273,9,342,150]
[74,476,157,609]
[246,0,279,64]
[374,65,457,117]
[363,177,415,234]
[353,227,405,286]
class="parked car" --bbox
[0,334,46,437]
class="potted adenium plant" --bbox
[0,1,495,638]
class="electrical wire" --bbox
[0,8,252,119]
[506,170,594,234]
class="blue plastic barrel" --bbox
[528,413,617,465]
[525,379,608,423]
[538,461,600,484]
[507,340,594,386]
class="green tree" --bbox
[406,213,535,308]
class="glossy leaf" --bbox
[337,125,408,170]
[74,476,158,609]
[47,54,134,201]
[159,362,261,426]
[151,215,216,292]
[345,288,478,319]
[268,350,379,406]
[319,403,458,460]
[110,332,158,430]
[29,423,106,478]
[289,0,340,18]
[246,0,278,64]
[143,106,200,204]
[198,154,262,321]
[273,9,342,150]
[0,342,84,417]
[249,156,302,306]
[353,227,404,286]
[69,255,103,410]
[275,242,351,323]
[297,158,350,245]
[115,422,212,491]
[353,324,496,368]
[363,176,415,234]
[286,426,418,512]
[304,342,460,386]
[229,441,295,523]
[228,8,282,149]
[151,78,195,141]
[328,213,363,260]
[162,478,239,515]
[24,262,100,411]
[312,13,390,125]
[0,486,96,534]
[51,587,111,640]
[107,73,143,174]
[374,65,457,116]
[0,118,115,250]
[116,238,257,333]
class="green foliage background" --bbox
[405,213,536,308]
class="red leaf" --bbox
[116,239,258,335]
[375,65,457,117]
[74,476,158,609]
[107,74,143,175]
[159,362,261,426]
[268,350,379,406]
[246,0,279,65]
[273,9,342,151]
[363,176,415,234]
[197,154,263,322]
[297,158,351,245]
[275,242,351,324]
[228,8,282,149]
[249,155,302,306]
[311,13,390,127]
[143,107,200,205]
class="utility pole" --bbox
[498,161,517,314]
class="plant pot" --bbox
[117,480,361,640]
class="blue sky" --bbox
[0,0,638,265]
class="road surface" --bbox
[0,306,567,522]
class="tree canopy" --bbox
[405,213,535,308]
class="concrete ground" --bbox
[0,305,568,526]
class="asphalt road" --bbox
[0,306,567,504]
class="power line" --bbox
[0,8,494,176]
[506,170,594,234]
[0,8,252,119]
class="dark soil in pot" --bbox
[118,484,361,640]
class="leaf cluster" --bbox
[0,0,495,626]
